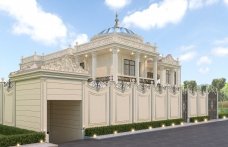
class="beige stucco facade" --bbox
[0,16,208,144]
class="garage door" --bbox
[48,100,82,144]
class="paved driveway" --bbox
[59,120,228,147]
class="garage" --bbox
[47,100,83,144]
[45,78,84,144]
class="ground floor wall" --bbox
[0,79,212,143]
[83,83,183,128]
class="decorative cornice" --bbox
[41,54,88,74]
[16,54,88,75]
[76,34,156,54]
[159,54,179,66]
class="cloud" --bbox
[199,67,210,74]
[0,0,68,45]
[188,0,219,10]
[179,51,197,62]
[71,34,89,46]
[179,45,196,52]
[197,56,212,65]
[213,37,228,45]
[105,0,131,10]
[211,47,228,56]
[224,0,228,5]
[123,0,188,30]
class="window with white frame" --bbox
[166,70,171,84]
[174,71,177,85]
[124,59,135,76]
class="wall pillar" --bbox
[153,57,157,85]
[161,67,166,86]
[91,52,97,80]
[135,53,140,84]
[112,49,118,83]
[177,68,181,87]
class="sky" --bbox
[0,0,228,85]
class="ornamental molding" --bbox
[115,81,131,93]
[3,80,14,92]
[76,34,156,53]
[155,85,167,94]
[17,53,88,74]
[160,54,179,65]
[87,80,108,91]
[136,83,151,94]
[167,86,180,95]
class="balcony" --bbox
[88,75,155,85]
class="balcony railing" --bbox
[88,75,155,85]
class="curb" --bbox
[89,118,228,140]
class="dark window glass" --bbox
[124,59,135,76]
[80,62,85,69]
[130,65,135,76]
[166,70,171,84]
[174,71,177,85]
[147,72,153,79]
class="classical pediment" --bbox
[160,54,179,65]
[15,54,88,74]
[41,54,88,74]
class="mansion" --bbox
[19,14,181,87]
[0,15,188,144]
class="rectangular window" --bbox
[80,62,85,69]
[124,59,135,76]
[166,70,171,84]
[147,72,153,79]
[174,71,177,85]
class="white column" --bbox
[112,49,118,83]
[171,69,175,86]
[161,67,166,85]
[92,52,97,80]
[144,59,148,78]
[177,68,181,87]
[153,57,157,85]
[135,53,140,84]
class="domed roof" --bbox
[98,13,136,36]
[98,26,135,35]
[91,13,143,42]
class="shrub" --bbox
[189,116,209,122]
[219,113,228,119]
[0,125,45,147]
[85,119,183,136]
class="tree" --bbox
[183,80,197,90]
[212,78,226,102]
[200,84,208,92]
[212,78,226,91]
[221,83,228,101]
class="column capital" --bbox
[112,48,118,54]
[135,52,140,58]
[153,56,158,61]
[91,52,97,57]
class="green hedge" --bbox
[189,116,209,123]
[219,113,228,119]
[0,125,45,147]
[85,119,183,136]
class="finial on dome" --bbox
[114,12,119,28]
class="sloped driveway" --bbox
[59,120,228,147]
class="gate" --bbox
[208,90,218,120]
[182,90,188,122]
